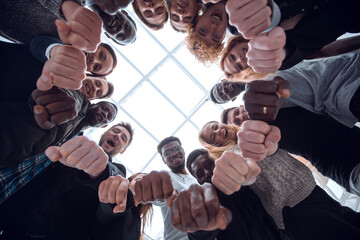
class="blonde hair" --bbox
[220,35,272,83]
[198,121,241,159]
[186,26,224,65]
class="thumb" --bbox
[113,202,126,213]
[55,19,71,44]
[273,76,290,98]
[45,146,61,162]
[166,189,178,207]
[267,26,285,40]
[33,105,55,129]
[37,69,53,91]
[215,206,232,230]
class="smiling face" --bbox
[161,141,185,173]
[190,153,214,185]
[201,122,237,146]
[226,106,249,126]
[211,80,243,103]
[135,0,168,27]
[170,0,199,32]
[194,2,227,46]
[79,76,109,99]
[87,102,117,128]
[99,126,131,157]
[223,42,249,76]
[101,10,137,45]
[86,45,114,76]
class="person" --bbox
[198,120,360,238]
[98,122,134,158]
[89,4,137,45]
[79,75,114,100]
[224,0,360,72]
[186,1,227,64]
[0,0,102,53]
[209,79,245,104]
[85,42,118,76]
[166,0,203,33]
[220,105,248,126]
[185,148,283,240]
[91,0,135,15]
[132,0,169,30]
[0,136,138,240]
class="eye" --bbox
[236,63,243,71]
[230,54,236,61]
[156,6,165,15]
[144,10,153,18]
[99,51,103,59]
[95,80,101,87]
[96,90,102,96]
[199,27,207,35]
[212,34,220,43]
[171,14,180,22]
[93,63,102,72]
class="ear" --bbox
[120,148,127,154]
[121,10,128,16]
[104,32,110,39]
[231,97,237,102]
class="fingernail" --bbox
[45,148,56,160]
[266,140,275,148]
[34,107,42,114]
[223,213,230,225]
[40,76,50,84]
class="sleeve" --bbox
[29,35,63,63]
[37,0,85,18]
[188,230,219,240]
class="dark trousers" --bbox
[283,186,360,240]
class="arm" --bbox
[29,36,63,63]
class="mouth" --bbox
[85,83,90,94]
[107,139,115,147]
[177,0,188,8]
[110,18,117,28]
[211,11,223,22]
[86,54,94,66]
[224,128,228,138]
[96,113,103,123]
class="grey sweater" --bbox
[0,0,83,44]
[232,147,316,229]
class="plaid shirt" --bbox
[0,153,52,204]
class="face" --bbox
[99,126,131,157]
[101,10,137,45]
[212,80,243,103]
[223,42,249,76]
[194,2,227,46]
[201,122,237,146]
[161,141,185,173]
[226,106,249,126]
[79,76,109,99]
[86,45,114,76]
[136,0,167,26]
[170,0,199,32]
[87,102,117,127]
[190,154,214,185]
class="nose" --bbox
[147,2,154,7]
[114,134,119,140]
[178,9,185,15]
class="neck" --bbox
[174,169,187,174]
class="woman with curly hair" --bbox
[198,120,360,239]
[132,0,169,30]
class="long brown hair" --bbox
[199,121,241,159]
[128,173,154,238]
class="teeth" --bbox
[110,19,116,27]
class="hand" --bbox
[134,171,174,203]
[169,183,232,232]
[99,175,129,213]
[243,76,290,121]
[247,27,286,73]
[237,120,281,161]
[94,0,133,15]
[226,0,271,39]
[212,151,260,195]
[31,87,78,129]
[58,1,102,52]
[37,45,86,91]
[45,136,108,178]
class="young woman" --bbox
[132,0,169,30]
[198,121,360,239]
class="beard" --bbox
[169,162,185,173]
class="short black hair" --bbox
[96,101,118,117]
[209,83,228,104]
[221,107,237,124]
[112,122,134,147]
[186,148,209,175]
[157,136,181,155]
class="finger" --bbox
[100,179,111,203]
[236,8,271,39]
[98,180,107,202]
[241,120,271,135]
[55,19,71,44]
[242,18,271,40]
[179,192,197,232]
[238,127,267,144]
[216,207,232,230]
[62,142,89,167]
[151,176,164,201]
[33,105,55,129]
[52,54,86,72]
[166,189,178,207]
[245,80,278,94]
[171,197,185,232]
[273,76,290,98]
[244,159,261,184]
[244,104,279,117]
[83,149,108,177]
[108,179,120,203]
[51,73,83,90]
[58,136,85,158]
[142,177,154,202]
[37,72,53,91]
[264,126,281,149]
[248,112,278,121]
[134,181,144,203]
[45,146,61,162]
[190,187,208,229]
[162,173,174,199]
[249,28,285,50]
[116,180,129,208]
[50,61,86,81]
[251,66,282,74]
[203,183,220,222]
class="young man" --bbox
[209,79,245,104]
[98,122,134,158]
